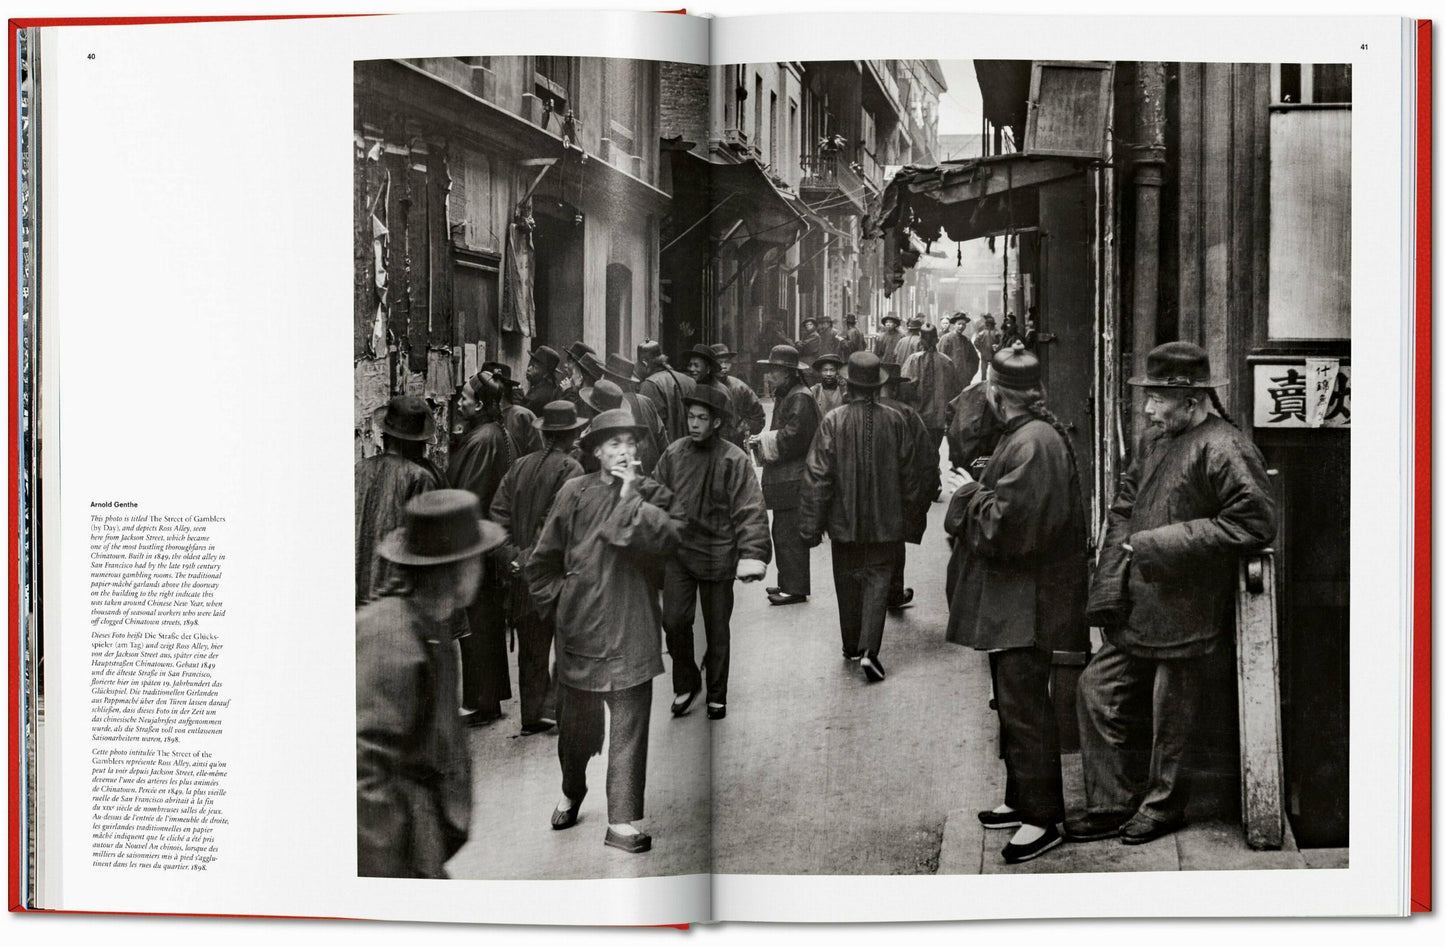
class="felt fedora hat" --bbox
[529,345,562,374]
[756,344,803,370]
[880,314,902,327]
[949,311,971,325]
[377,490,505,566]
[841,351,889,389]
[579,379,626,414]
[991,341,1043,390]
[812,352,845,370]
[579,407,646,452]
[710,341,738,360]
[682,381,732,419]
[906,317,924,330]
[373,395,436,443]
[684,343,721,369]
[1127,341,1230,388]
[482,361,522,387]
[565,341,598,365]
[602,353,641,385]
[533,400,589,433]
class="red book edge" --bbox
[1413,17,1432,917]
[1,10,694,928]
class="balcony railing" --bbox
[799,153,868,210]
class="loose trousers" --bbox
[889,541,908,599]
[770,507,811,596]
[557,680,653,824]
[661,562,735,705]
[1076,637,1207,826]
[990,647,1066,826]
[515,610,558,727]
[831,540,895,657]
[461,583,512,714]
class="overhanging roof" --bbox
[877,153,1085,244]
[680,151,809,245]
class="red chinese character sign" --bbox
[1252,359,1350,428]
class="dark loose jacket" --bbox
[799,396,922,546]
[944,415,1088,653]
[524,475,684,692]
[356,595,470,878]
[489,447,584,617]
[640,365,695,443]
[448,419,515,515]
[871,327,902,363]
[939,331,979,382]
[653,435,772,581]
[723,375,768,450]
[756,380,821,511]
[902,350,964,431]
[502,403,544,458]
[1087,416,1277,658]
[880,395,939,545]
[524,377,563,416]
[355,453,443,605]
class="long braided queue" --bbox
[1022,390,1089,553]
[1206,388,1239,428]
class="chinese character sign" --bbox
[1253,360,1350,429]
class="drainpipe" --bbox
[1130,62,1167,449]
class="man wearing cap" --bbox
[638,339,695,443]
[526,409,686,854]
[356,395,445,605]
[841,314,866,357]
[902,323,965,460]
[879,363,938,611]
[580,378,665,476]
[357,490,504,878]
[795,317,822,369]
[1070,341,1276,846]
[871,313,904,364]
[489,402,588,736]
[653,384,771,721]
[484,361,543,457]
[892,316,926,366]
[710,342,767,452]
[751,344,822,607]
[943,342,1088,864]
[939,313,980,384]
[799,352,922,682]
[448,371,518,725]
[524,345,565,415]
[809,352,846,417]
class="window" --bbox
[534,57,574,111]
[769,92,778,168]
[1274,63,1352,105]
[605,59,639,158]
[606,263,633,359]
[753,74,763,151]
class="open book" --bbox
[10,8,1430,926]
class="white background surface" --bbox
[4,0,1441,944]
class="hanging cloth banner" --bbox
[501,215,537,337]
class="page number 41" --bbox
[1360,43,1368,50]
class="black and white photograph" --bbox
[353,55,1351,881]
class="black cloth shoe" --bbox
[604,828,652,854]
[1119,814,1184,845]
[706,703,726,720]
[671,690,698,717]
[1063,812,1130,842]
[886,588,914,610]
[765,586,781,595]
[977,809,1023,830]
[860,654,886,682]
[462,706,503,728]
[1001,825,1064,864]
[520,719,556,736]
[768,592,808,606]
[551,795,583,831]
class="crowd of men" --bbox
[356,310,1277,876]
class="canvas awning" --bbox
[683,152,810,245]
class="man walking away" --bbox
[357,490,504,877]
[943,342,1088,865]
[892,317,926,365]
[751,345,822,607]
[525,409,686,854]
[902,323,965,459]
[638,338,695,443]
[489,401,588,735]
[810,352,846,417]
[356,395,444,605]
[711,342,767,451]
[799,352,921,681]
[485,360,543,457]
[1070,342,1276,846]
[878,363,938,611]
[654,385,771,721]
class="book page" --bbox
[36,10,713,926]
[708,10,1408,921]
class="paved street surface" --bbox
[447,399,1347,879]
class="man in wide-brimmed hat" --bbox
[1070,341,1276,847]
[892,316,927,366]
[357,489,505,878]
[484,361,543,457]
[902,323,965,460]
[682,343,729,397]
[448,371,519,726]
[524,345,564,415]
[878,362,938,612]
[871,312,904,364]
[799,352,923,682]
[939,312,979,384]
[751,344,822,606]
[579,378,665,475]
[356,395,445,605]
[653,383,770,721]
[489,401,588,735]
[637,338,695,443]
[710,341,766,451]
[942,342,1087,865]
[525,408,685,854]
[815,314,843,359]
[809,351,846,417]
[562,341,605,416]
[795,316,822,368]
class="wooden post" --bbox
[1235,550,1285,850]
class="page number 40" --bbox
[87,53,95,59]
